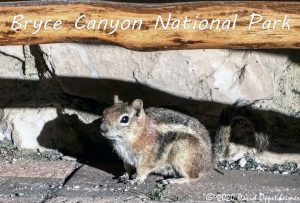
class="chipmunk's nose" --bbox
[100,121,109,133]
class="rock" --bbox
[40,44,287,107]
[256,165,263,171]
[63,109,100,124]
[72,185,80,189]
[61,156,77,161]
[3,108,57,149]
[239,158,247,168]
[23,45,40,80]
[0,45,25,62]
[0,47,24,79]
[0,118,12,141]
[15,192,24,197]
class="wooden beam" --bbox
[0,1,299,50]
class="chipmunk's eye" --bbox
[120,115,129,124]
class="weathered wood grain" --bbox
[0,1,299,50]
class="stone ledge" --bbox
[0,161,299,202]
[23,164,300,202]
[0,160,76,179]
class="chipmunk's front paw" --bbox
[118,173,129,183]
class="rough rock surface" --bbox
[0,44,299,167]
[40,45,294,109]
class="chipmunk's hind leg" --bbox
[162,134,207,184]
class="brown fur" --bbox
[132,119,156,151]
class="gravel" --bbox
[218,153,300,175]
[0,138,63,162]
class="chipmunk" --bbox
[100,95,212,185]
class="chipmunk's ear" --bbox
[131,99,144,117]
[114,95,123,104]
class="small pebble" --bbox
[15,193,24,197]
[73,185,80,189]
[61,156,76,161]
[239,158,247,168]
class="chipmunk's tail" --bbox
[213,101,269,161]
